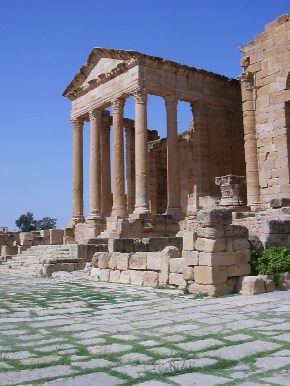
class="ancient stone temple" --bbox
[62,48,245,242]
[0,14,289,296]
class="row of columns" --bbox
[71,88,181,223]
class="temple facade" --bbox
[63,48,245,241]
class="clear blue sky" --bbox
[0,0,289,230]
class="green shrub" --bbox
[250,247,290,276]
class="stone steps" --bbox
[0,244,72,276]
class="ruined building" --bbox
[0,15,289,296]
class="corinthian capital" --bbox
[71,118,84,130]
[89,109,102,122]
[112,98,125,114]
[240,72,254,91]
[133,87,147,104]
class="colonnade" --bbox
[71,88,181,224]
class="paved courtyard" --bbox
[1,275,290,385]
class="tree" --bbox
[15,213,57,232]
[36,217,57,230]
[15,212,38,232]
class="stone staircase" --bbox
[0,245,72,276]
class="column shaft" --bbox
[165,96,181,215]
[72,118,84,223]
[125,126,135,214]
[101,117,112,216]
[134,88,150,214]
[112,98,127,217]
[241,73,260,207]
[88,109,102,220]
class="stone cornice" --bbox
[63,48,240,101]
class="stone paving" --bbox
[1,275,290,385]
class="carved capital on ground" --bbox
[133,87,147,104]
[112,98,125,114]
[215,174,246,207]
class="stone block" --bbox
[226,263,251,277]
[143,271,159,287]
[235,249,251,262]
[161,246,180,258]
[182,266,194,280]
[183,232,196,250]
[232,238,250,250]
[199,252,237,266]
[116,254,129,271]
[129,270,144,286]
[236,276,266,295]
[188,282,228,297]
[120,270,131,284]
[195,237,226,252]
[197,227,224,239]
[110,270,120,283]
[261,275,276,292]
[183,251,199,266]
[170,258,186,273]
[269,198,290,209]
[49,229,64,245]
[109,253,119,270]
[194,266,227,285]
[95,253,110,269]
[225,225,249,238]
[19,232,33,246]
[147,252,162,271]
[1,246,18,257]
[129,253,147,270]
[197,209,232,226]
[100,269,110,282]
[148,237,183,252]
[169,273,187,288]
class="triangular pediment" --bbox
[63,48,141,98]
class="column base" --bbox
[86,214,102,224]
[164,207,183,219]
[111,207,128,218]
[69,215,85,227]
[133,206,150,215]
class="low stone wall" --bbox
[86,209,252,296]
[19,229,66,247]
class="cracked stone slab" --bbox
[168,372,229,385]
[176,338,222,352]
[42,372,122,386]
[199,340,281,360]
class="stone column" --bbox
[125,123,135,214]
[164,96,181,215]
[240,73,260,208]
[71,118,85,223]
[190,101,210,209]
[111,98,127,218]
[101,115,112,217]
[88,109,102,220]
[134,88,150,214]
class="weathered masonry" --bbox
[62,48,245,240]
[1,15,289,297]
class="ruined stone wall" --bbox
[241,14,290,204]
[88,209,251,296]
[148,103,245,215]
